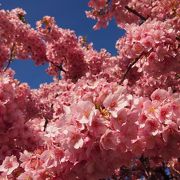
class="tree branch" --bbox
[49,61,66,73]
[176,36,180,41]
[43,118,48,131]
[119,49,153,85]
[48,60,66,80]
[125,6,147,22]
[119,51,144,84]
[3,43,15,72]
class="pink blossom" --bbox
[0,1,179,179]
[71,100,95,124]
[0,155,19,175]
[17,172,33,180]
[151,89,169,101]
[111,108,127,130]
[144,118,160,136]
[100,130,121,150]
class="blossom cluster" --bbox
[116,19,180,96]
[0,70,42,165]
[0,0,179,179]
[0,76,179,179]
[0,8,47,67]
[86,0,180,29]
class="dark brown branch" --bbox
[50,61,66,73]
[59,63,66,73]
[43,104,54,131]
[119,51,144,84]
[3,43,15,72]
[119,49,153,85]
[48,60,66,80]
[43,118,48,131]
[125,5,147,22]
[176,36,180,42]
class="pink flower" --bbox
[111,108,127,130]
[40,150,57,169]
[17,172,33,180]
[19,151,42,172]
[140,35,155,50]
[158,104,172,123]
[73,137,84,149]
[120,120,138,141]
[100,130,121,150]
[151,89,169,102]
[144,118,160,136]
[0,173,8,180]
[143,100,157,119]
[131,140,145,156]
[172,99,180,119]
[88,115,108,137]
[66,132,84,150]
[102,86,129,118]
[71,100,95,124]
[0,155,19,175]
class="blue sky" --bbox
[1,0,125,88]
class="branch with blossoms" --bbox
[48,60,66,80]
[125,5,148,23]
[43,94,60,131]
[3,43,15,72]
[3,9,28,72]
[0,1,179,179]
[43,118,48,131]
[107,0,147,22]
[119,51,144,84]
[119,49,153,84]
[49,61,66,73]
[95,2,148,23]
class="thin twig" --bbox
[3,43,15,72]
[43,118,48,131]
[49,61,66,73]
[119,51,144,84]
[125,5,147,22]
[48,60,66,80]
[43,103,54,131]
[119,49,153,85]
[176,36,180,41]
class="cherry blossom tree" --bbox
[0,0,179,179]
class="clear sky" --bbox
[1,0,125,88]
